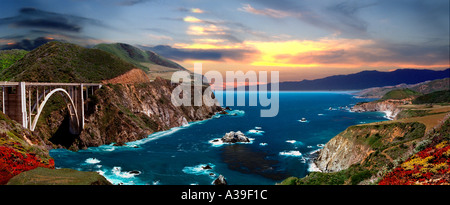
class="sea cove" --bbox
[50,91,389,185]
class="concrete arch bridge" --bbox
[0,82,102,134]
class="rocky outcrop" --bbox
[351,99,410,119]
[213,175,227,185]
[315,133,372,173]
[102,68,151,84]
[221,131,250,143]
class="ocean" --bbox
[49,91,387,185]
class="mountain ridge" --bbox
[273,68,450,91]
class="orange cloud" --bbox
[174,37,449,70]
[191,8,204,14]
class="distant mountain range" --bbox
[272,68,449,91]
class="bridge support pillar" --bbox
[3,82,28,128]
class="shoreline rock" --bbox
[221,131,250,143]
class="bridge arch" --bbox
[30,88,80,134]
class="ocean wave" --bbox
[182,163,216,178]
[85,158,101,164]
[308,162,322,172]
[98,166,144,185]
[247,129,264,135]
[279,150,302,157]
[259,142,268,146]
[227,110,245,116]
[208,137,254,147]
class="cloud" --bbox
[238,4,299,18]
[271,39,449,68]
[142,45,258,62]
[178,7,205,14]
[0,8,105,33]
[118,0,153,6]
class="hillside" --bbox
[413,90,450,104]
[380,89,421,100]
[0,49,28,72]
[282,88,450,185]
[94,43,186,80]
[276,69,449,91]
[0,41,136,83]
[354,78,450,98]
[281,114,450,185]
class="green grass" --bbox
[6,167,112,185]
[381,88,421,100]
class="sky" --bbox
[0,0,449,82]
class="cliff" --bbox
[281,109,450,185]
[315,122,426,173]
[351,99,409,119]
[72,77,221,149]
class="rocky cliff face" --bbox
[314,122,426,173]
[351,99,410,119]
[73,77,222,149]
[315,131,372,173]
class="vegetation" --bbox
[0,111,55,184]
[94,43,185,72]
[0,41,135,82]
[6,167,111,185]
[413,90,450,104]
[381,88,421,100]
[281,121,428,185]
[0,49,28,72]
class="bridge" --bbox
[0,82,102,134]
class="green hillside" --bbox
[0,49,28,72]
[413,90,450,104]
[94,43,185,72]
[381,88,421,100]
[0,42,135,83]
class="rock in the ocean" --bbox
[221,131,250,143]
[213,175,227,185]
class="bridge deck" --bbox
[0,82,102,87]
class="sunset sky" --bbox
[0,0,449,81]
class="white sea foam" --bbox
[286,140,296,144]
[228,110,245,116]
[279,150,302,157]
[97,166,145,185]
[112,166,135,179]
[308,162,322,173]
[259,143,268,146]
[208,137,254,147]
[247,129,264,135]
[318,113,324,116]
[85,158,101,164]
[182,163,216,178]
[255,126,262,129]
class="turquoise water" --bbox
[50,92,387,185]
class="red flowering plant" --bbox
[379,141,450,185]
[0,146,55,184]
